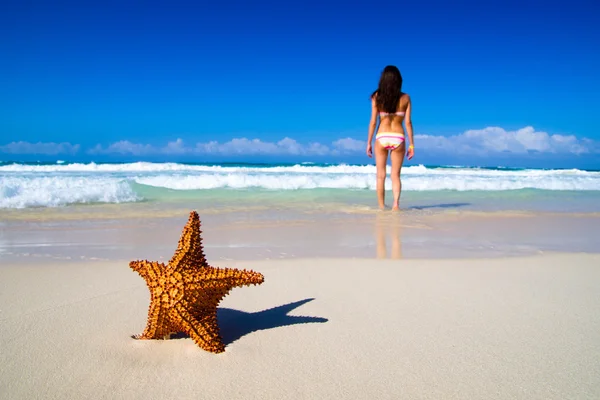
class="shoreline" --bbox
[2,192,600,220]
[2,209,599,263]
[2,249,599,266]
[3,204,600,221]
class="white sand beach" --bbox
[1,253,599,399]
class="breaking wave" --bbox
[1,162,599,208]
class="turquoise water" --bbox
[2,161,599,261]
[1,161,599,214]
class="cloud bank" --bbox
[86,126,600,157]
[88,137,352,156]
[2,126,599,158]
[418,126,597,156]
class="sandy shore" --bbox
[2,211,600,263]
[1,253,599,399]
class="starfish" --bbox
[129,211,264,353]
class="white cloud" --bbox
[90,137,335,156]
[0,141,80,155]
[4,127,598,158]
[333,137,364,153]
[416,126,597,155]
[88,136,365,157]
[88,140,155,155]
[195,137,334,156]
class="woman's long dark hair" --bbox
[371,65,403,113]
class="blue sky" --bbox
[1,0,599,168]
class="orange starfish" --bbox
[129,211,264,353]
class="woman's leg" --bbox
[374,140,389,209]
[390,143,406,210]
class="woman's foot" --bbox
[391,204,400,211]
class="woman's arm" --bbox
[404,95,414,159]
[366,96,378,157]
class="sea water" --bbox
[1,161,599,214]
[2,161,600,261]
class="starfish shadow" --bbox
[167,298,328,346]
[217,298,328,346]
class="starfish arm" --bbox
[137,297,179,339]
[169,211,208,272]
[189,267,265,290]
[129,260,167,287]
[171,300,225,353]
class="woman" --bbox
[366,65,414,211]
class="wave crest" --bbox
[1,162,599,209]
[0,177,139,209]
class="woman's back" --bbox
[376,92,409,134]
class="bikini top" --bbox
[379,111,405,117]
[375,92,406,117]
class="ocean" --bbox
[2,160,600,261]
[1,161,599,214]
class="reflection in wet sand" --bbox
[375,213,403,259]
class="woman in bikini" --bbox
[366,65,415,211]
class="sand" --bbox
[3,211,600,263]
[1,253,599,399]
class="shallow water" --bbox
[1,206,598,264]
[2,161,599,263]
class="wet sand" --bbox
[1,208,599,262]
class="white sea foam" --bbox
[0,161,596,176]
[135,174,375,190]
[0,176,139,209]
[135,172,598,191]
[1,162,599,208]
[0,161,378,174]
